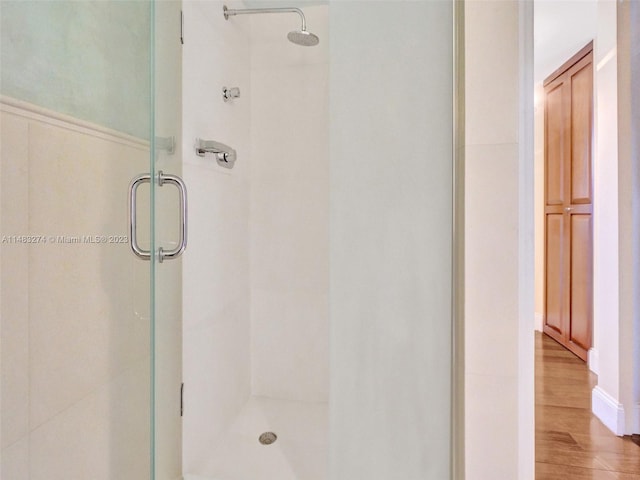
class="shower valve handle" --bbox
[195,138,237,169]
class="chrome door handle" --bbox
[565,207,573,212]
[157,171,188,263]
[128,171,188,262]
[129,173,152,260]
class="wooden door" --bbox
[543,43,593,361]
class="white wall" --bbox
[612,0,640,436]
[534,0,597,84]
[329,2,453,478]
[465,1,535,478]
[591,0,620,421]
[630,0,640,436]
[0,1,151,139]
[629,0,640,435]
[181,0,252,472]
[249,6,329,403]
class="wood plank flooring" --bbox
[536,332,640,479]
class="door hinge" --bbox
[180,382,184,416]
[180,11,184,45]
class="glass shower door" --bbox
[329,2,455,478]
[0,1,182,479]
[150,1,183,479]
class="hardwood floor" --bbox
[536,332,640,479]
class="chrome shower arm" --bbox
[223,5,307,31]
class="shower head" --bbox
[287,29,320,47]
[223,5,320,47]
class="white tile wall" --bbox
[29,359,150,480]
[1,436,29,480]
[181,0,252,472]
[249,6,329,402]
[27,120,150,428]
[0,102,151,480]
[182,2,329,474]
[0,112,30,450]
[0,112,30,479]
[251,289,328,400]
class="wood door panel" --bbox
[545,84,565,206]
[569,214,592,357]
[543,42,593,362]
[545,214,564,334]
[570,59,593,205]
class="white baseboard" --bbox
[592,386,626,435]
[534,312,544,332]
[587,348,599,375]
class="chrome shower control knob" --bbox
[222,86,241,102]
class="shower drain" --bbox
[258,432,277,445]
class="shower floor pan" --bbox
[185,396,328,480]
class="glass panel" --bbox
[329,2,453,478]
[0,1,153,479]
[151,1,183,479]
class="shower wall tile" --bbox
[0,99,152,480]
[182,162,249,332]
[27,120,149,428]
[251,289,328,401]
[29,359,150,480]
[183,2,329,473]
[250,10,329,403]
[182,298,250,470]
[249,65,329,293]
[0,112,30,449]
[0,436,29,480]
[181,0,252,473]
